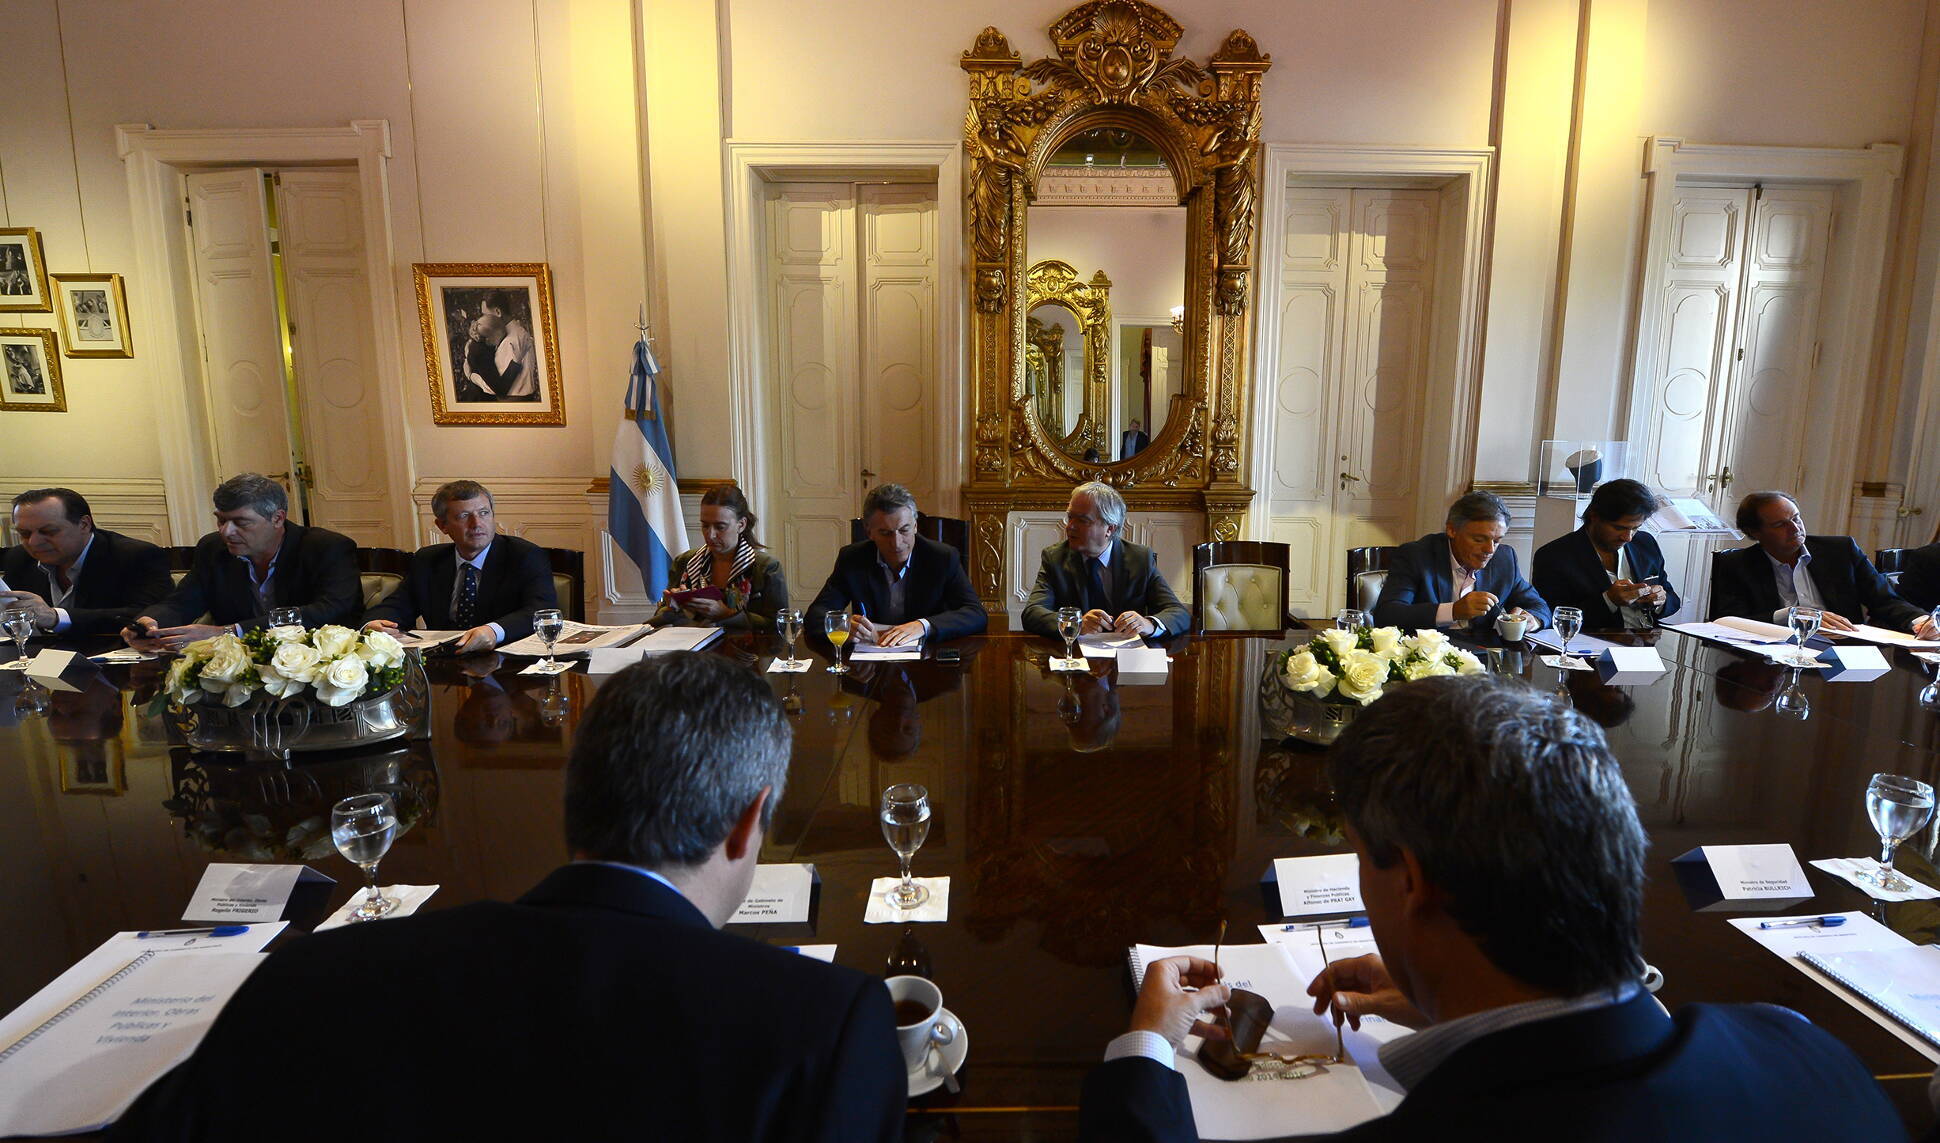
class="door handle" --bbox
[1338,471,1361,491]
[861,468,877,488]
[1719,465,1733,489]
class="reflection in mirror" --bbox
[1026,305,1082,439]
[1027,126,1185,462]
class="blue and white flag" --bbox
[608,336,684,598]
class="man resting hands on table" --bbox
[1021,481,1189,641]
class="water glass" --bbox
[1862,774,1936,893]
[880,783,932,909]
[1056,606,1082,660]
[268,606,302,630]
[1334,609,1363,631]
[331,793,400,921]
[823,609,851,674]
[2,608,32,665]
[533,608,564,668]
[778,608,805,666]
[1787,605,1822,667]
[1775,668,1811,721]
[1553,606,1583,657]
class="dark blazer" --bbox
[806,534,987,643]
[1,529,172,636]
[1021,539,1190,638]
[650,547,789,635]
[111,863,906,1143]
[1709,535,1923,630]
[363,533,557,642]
[1899,540,1940,612]
[1078,993,1899,1143]
[145,522,360,631]
[1371,532,1552,632]
[1531,526,1682,631]
[1121,428,1150,459]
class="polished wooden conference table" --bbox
[4,621,1940,1139]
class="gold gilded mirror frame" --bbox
[960,1,1270,604]
[1026,259,1113,457]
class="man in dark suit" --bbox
[1902,539,1940,612]
[123,473,360,651]
[1710,490,1937,637]
[1120,418,1150,460]
[1532,478,1681,631]
[1022,481,1189,639]
[1,487,171,637]
[806,482,986,648]
[1079,674,1900,1143]
[110,651,906,1143]
[362,479,556,654]
[1372,491,1552,633]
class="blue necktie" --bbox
[1085,556,1109,613]
[456,562,479,628]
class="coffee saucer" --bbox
[908,1007,968,1097]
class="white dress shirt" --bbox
[41,533,95,633]
[1433,553,1480,628]
[1766,547,1825,624]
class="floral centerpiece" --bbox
[1264,626,1486,744]
[165,625,407,709]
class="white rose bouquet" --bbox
[1277,625,1488,707]
[165,624,408,709]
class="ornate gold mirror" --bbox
[1024,259,1111,455]
[961,1,1269,604]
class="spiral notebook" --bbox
[1800,945,1940,1053]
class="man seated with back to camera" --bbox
[111,652,906,1141]
[1080,673,1899,1142]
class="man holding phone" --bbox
[1532,478,1680,631]
[1021,481,1188,640]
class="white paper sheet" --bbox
[1668,618,1788,646]
[863,877,950,923]
[314,884,441,931]
[183,864,331,923]
[499,621,648,657]
[1540,654,1596,672]
[1729,911,1939,1063]
[1525,630,1624,656]
[1810,857,1940,901]
[729,864,814,924]
[1700,843,1811,899]
[1079,633,1146,659]
[1272,855,1365,918]
[850,642,922,661]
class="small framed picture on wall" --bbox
[412,262,565,426]
[53,273,133,358]
[0,328,66,411]
[0,228,51,313]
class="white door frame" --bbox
[1247,145,1496,543]
[1627,137,1902,533]
[115,120,416,545]
[723,141,964,526]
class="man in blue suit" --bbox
[1532,478,1680,631]
[1079,674,1900,1142]
[1371,491,1550,633]
[362,479,557,654]
[805,482,986,649]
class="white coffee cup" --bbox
[1494,612,1530,642]
[885,974,956,1071]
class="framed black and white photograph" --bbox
[0,228,51,313]
[0,328,66,411]
[53,273,133,358]
[413,262,564,426]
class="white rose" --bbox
[355,630,405,670]
[1335,649,1387,705]
[1451,649,1487,676]
[1399,656,1439,681]
[266,624,307,643]
[182,635,225,660]
[1368,627,1401,656]
[165,657,203,704]
[258,663,308,699]
[220,676,260,706]
[1317,628,1360,660]
[311,625,358,659]
[199,643,250,686]
[1282,650,1337,696]
[1408,628,1449,658]
[269,641,325,683]
[312,655,370,707]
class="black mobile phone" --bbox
[934,648,962,664]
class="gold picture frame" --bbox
[414,262,565,426]
[52,273,133,358]
[0,227,51,313]
[59,738,127,796]
[0,327,65,411]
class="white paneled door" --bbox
[764,182,938,604]
[1266,187,1438,616]
[186,169,290,485]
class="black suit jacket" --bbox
[1021,539,1189,638]
[362,533,557,642]
[1,529,172,636]
[1531,526,1682,631]
[1708,535,1923,630]
[806,534,987,642]
[1900,540,1940,612]
[111,863,906,1143]
[1121,429,1150,459]
[1078,993,1898,1143]
[145,522,360,630]
[1371,532,1552,632]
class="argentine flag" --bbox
[608,337,684,598]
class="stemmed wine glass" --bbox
[778,608,805,668]
[2,607,32,668]
[880,783,932,909]
[331,792,400,921]
[1859,773,1936,893]
[533,608,564,670]
[823,609,851,674]
[1774,668,1811,720]
[1786,605,1823,668]
[1056,606,1082,664]
[1552,606,1583,660]
[540,676,570,727]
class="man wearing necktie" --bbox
[363,480,557,654]
[1371,491,1550,634]
[804,483,987,649]
[1021,481,1189,640]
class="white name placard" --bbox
[1273,854,1365,918]
[728,863,815,924]
[1698,844,1811,899]
[183,863,333,923]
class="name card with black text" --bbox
[728,863,818,925]
[183,863,335,924]
[1672,844,1812,912]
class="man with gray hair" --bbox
[124,473,359,650]
[363,479,557,653]
[806,481,986,648]
[1082,674,1898,1140]
[1371,490,1549,633]
[1022,481,1188,639]
[112,652,906,1141]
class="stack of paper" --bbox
[1079,632,1146,659]
[499,621,648,657]
[850,640,922,662]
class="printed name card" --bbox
[1594,646,1665,685]
[1672,844,1812,911]
[728,863,816,924]
[25,649,87,691]
[1271,854,1366,918]
[1818,644,1890,682]
[183,863,335,923]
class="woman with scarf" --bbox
[650,484,788,634]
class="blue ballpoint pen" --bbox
[1283,917,1372,931]
[1757,916,1846,930]
[137,925,250,938]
